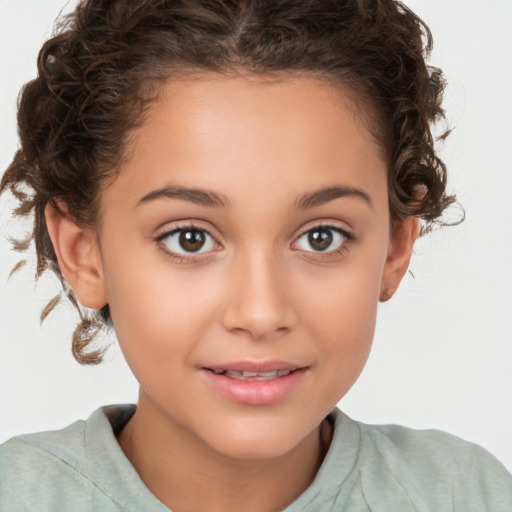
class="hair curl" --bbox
[1,0,458,364]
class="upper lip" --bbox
[202,361,308,372]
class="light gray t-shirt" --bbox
[1,405,511,511]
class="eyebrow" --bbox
[295,185,372,210]
[137,183,372,210]
[137,186,229,208]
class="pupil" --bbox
[179,230,205,252]
[308,229,332,251]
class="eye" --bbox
[294,226,348,253]
[159,227,217,256]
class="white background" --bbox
[0,0,511,473]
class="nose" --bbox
[221,248,298,340]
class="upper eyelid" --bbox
[295,222,353,240]
[154,221,220,240]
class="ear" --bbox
[45,203,107,310]
[379,216,420,302]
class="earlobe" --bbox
[45,203,107,310]
[379,216,420,302]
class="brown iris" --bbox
[308,229,333,251]
[179,230,206,252]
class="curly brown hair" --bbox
[1,0,457,364]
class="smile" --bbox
[201,365,308,405]
[209,369,294,381]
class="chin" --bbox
[214,434,300,461]
[200,415,315,461]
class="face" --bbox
[90,74,404,459]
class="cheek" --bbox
[305,271,378,360]
[301,240,383,331]
[316,299,376,410]
[296,246,385,392]
[103,254,221,366]
[104,262,226,413]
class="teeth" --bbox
[218,369,293,381]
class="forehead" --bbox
[107,73,388,212]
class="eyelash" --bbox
[155,223,218,263]
[293,223,354,261]
[155,222,354,263]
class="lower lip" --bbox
[201,368,308,405]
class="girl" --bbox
[1,0,511,510]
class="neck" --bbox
[117,396,332,512]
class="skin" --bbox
[46,74,419,512]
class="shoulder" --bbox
[0,405,136,512]
[355,415,512,511]
[0,419,92,511]
[1,415,87,463]
[362,419,508,474]
[0,417,88,483]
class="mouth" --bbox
[200,364,309,405]
[204,368,299,381]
